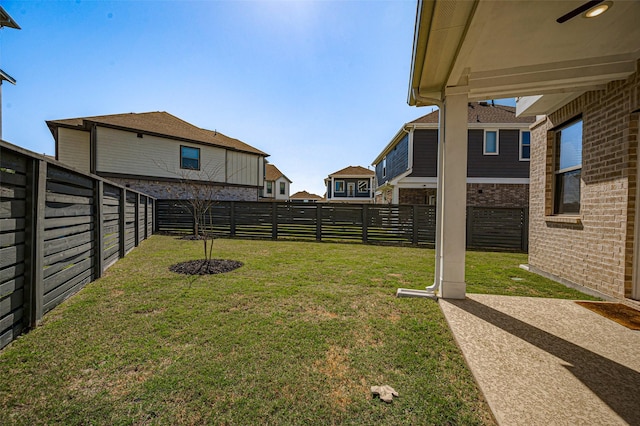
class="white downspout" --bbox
[397,92,444,299]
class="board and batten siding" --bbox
[226,150,263,187]
[95,127,227,182]
[57,128,90,174]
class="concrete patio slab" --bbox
[439,294,640,426]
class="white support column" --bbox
[437,92,468,299]
[392,186,400,204]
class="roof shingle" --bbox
[47,111,268,156]
[410,102,535,125]
[328,165,374,177]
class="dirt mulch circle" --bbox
[575,301,640,330]
[169,259,243,275]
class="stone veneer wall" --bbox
[397,184,529,208]
[528,64,639,300]
[105,177,259,201]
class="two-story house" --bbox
[262,163,292,200]
[48,111,268,201]
[372,102,535,206]
[324,166,374,203]
[0,6,20,139]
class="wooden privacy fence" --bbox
[0,141,155,350]
[156,200,528,252]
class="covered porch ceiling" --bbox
[408,0,640,114]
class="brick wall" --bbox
[528,63,639,300]
[396,184,528,207]
[105,177,258,201]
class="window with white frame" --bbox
[520,130,531,161]
[266,181,273,194]
[358,180,368,192]
[382,157,387,178]
[279,182,285,195]
[553,119,582,214]
[335,180,345,193]
[483,130,499,155]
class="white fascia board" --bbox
[516,92,584,117]
[410,122,532,130]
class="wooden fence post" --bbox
[230,201,236,237]
[316,205,322,241]
[119,188,126,259]
[362,204,368,243]
[522,207,529,252]
[94,180,104,279]
[134,193,140,247]
[24,158,46,328]
[271,202,278,240]
[413,205,419,245]
[466,206,474,249]
[143,196,148,239]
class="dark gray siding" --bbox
[375,135,409,185]
[331,178,371,198]
[386,135,409,181]
[375,162,385,185]
[409,129,438,177]
[467,129,529,178]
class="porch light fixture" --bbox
[584,1,612,18]
[556,0,611,23]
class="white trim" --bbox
[407,128,414,170]
[410,122,532,130]
[519,129,531,161]
[466,177,529,184]
[483,129,499,155]
[393,177,529,187]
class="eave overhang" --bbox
[408,0,640,112]
[0,69,16,85]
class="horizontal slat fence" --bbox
[156,200,528,252]
[0,141,155,350]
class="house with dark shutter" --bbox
[48,111,268,201]
[262,163,292,201]
[324,166,374,203]
[371,102,534,206]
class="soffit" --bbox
[410,0,640,105]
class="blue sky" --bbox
[1,1,511,196]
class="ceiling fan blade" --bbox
[557,0,604,23]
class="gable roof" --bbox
[328,165,374,178]
[265,163,291,183]
[410,102,535,125]
[290,190,323,200]
[47,111,268,156]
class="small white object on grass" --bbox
[371,385,399,403]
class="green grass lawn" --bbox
[0,236,596,425]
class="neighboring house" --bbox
[290,190,323,203]
[406,0,640,302]
[372,102,534,206]
[324,166,374,203]
[48,111,268,201]
[0,6,20,139]
[262,163,292,201]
